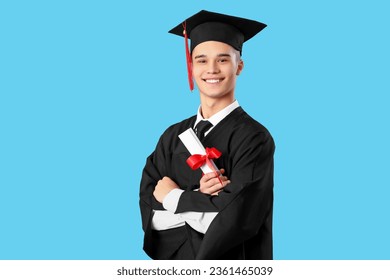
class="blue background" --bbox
[1,0,389,259]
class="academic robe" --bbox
[139,107,275,259]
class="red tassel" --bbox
[183,22,194,91]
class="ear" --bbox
[236,59,244,75]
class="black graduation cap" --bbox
[168,10,267,91]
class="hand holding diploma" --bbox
[178,128,221,175]
[200,168,230,196]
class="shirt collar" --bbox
[194,100,240,129]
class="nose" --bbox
[207,61,220,74]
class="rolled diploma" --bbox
[178,128,220,175]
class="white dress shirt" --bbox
[151,100,240,234]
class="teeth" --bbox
[205,79,221,84]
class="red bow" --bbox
[186,147,223,186]
[186,147,221,170]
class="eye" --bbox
[196,59,207,64]
[218,58,229,63]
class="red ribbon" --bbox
[186,147,223,185]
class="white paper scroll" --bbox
[178,128,220,175]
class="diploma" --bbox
[178,128,221,176]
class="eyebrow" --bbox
[194,53,232,59]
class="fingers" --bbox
[199,171,230,195]
[200,169,225,180]
[153,176,179,203]
[207,179,230,195]
[159,176,179,189]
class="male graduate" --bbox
[140,10,275,260]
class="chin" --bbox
[201,91,230,100]
[200,85,231,95]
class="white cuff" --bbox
[151,210,185,230]
[162,188,184,213]
[182,212,219,234]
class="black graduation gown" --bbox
[139,107,275,259]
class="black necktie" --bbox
[195,120,212,141]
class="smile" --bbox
[203,79,224,84]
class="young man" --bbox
[140,10,275,260]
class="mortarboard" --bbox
[169,10,267,91]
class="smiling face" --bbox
[192,41,244,106]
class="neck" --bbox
[199,94,235,119]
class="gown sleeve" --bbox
[140,133,191,259]
[139,133,165,257]
[139,135,167,233]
